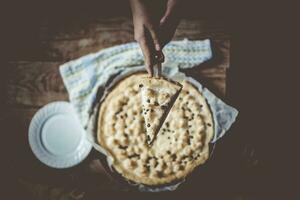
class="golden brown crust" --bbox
[97,73,214,186]
[140,77,182,145]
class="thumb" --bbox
[160,0,181,25]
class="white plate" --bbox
[29,101,92,168]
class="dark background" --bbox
[1,0,298,199]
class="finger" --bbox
[138,38,155,77]
[160,0,178,24]
[160,8,172,25]
[147,25,161,51]
[155,50,165,63]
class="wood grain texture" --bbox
[12,18,229,61]
[6,62,67,107]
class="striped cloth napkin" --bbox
[59,39,212,127]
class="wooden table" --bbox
[2,16,259,199]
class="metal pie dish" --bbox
[88,70,216,191]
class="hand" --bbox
[130,0,181,76]
[129,0,161,76]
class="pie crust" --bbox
[97,73,214,185]
[139,77,182,145]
